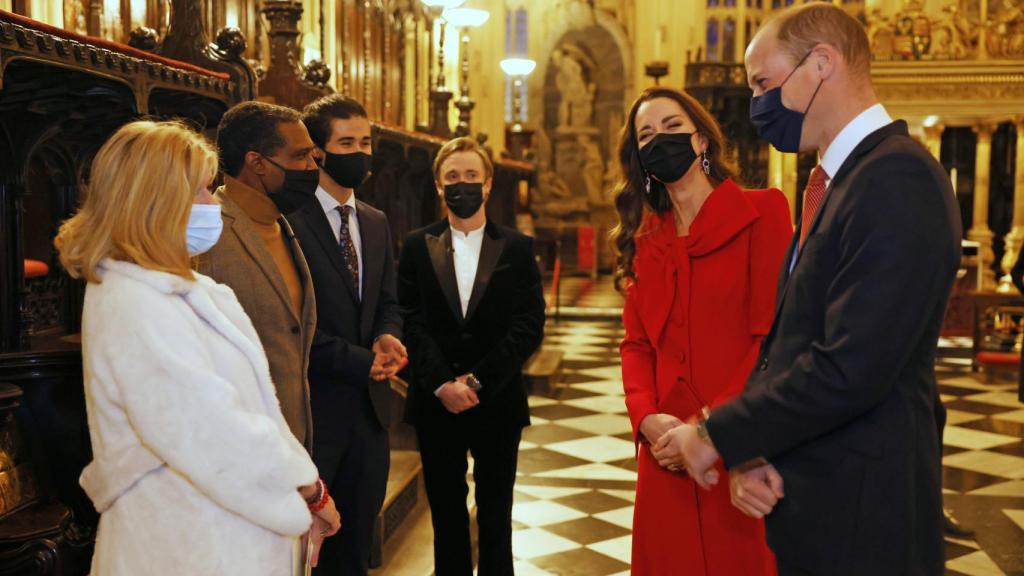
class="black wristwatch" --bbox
[465,373,482,391]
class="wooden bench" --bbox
[524,349,564,397]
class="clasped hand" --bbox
[643,415,785,517]
[370,334,407,381]
[728,463,784,519]
[303,496,341,568]
[437,374,480,414]
[649,420,721,489]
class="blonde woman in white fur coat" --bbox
[54,120,340,576]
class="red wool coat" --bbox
[621,179,792,575]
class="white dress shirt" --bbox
[451,223,485,317]
[435,222,486,396]
[818,103,893,185]
[790,103,893,272]
[316,186,363,299]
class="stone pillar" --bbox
[922,124,944,161]
[769,146,797,226]
[978,0,989,60]
[1000,117,1024,292]
[735,0,748,64]
[783,152,799,226]
[969,122,997,289]
[88,0,103,36]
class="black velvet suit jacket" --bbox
[288,197,403,436]
[398,219,545,429]
[707,121,962,575]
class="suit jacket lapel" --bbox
[302,201,360,305]
[357,205,381,339]
[767,120,908,340]
[426,227,464,324]
[218,193,300,324]
[279,216,315,446]
[465,224,506,322]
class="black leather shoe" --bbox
[943,508,975,538]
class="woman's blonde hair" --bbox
[55,120,218,283]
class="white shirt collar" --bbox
[450,222,486,240]
[315,186,357,214]
[819,103,893,180]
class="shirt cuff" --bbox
[434,382,448,397]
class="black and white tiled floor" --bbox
[503,313,1024,575]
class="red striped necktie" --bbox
[800,165,829,247]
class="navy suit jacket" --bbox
[288,197,402,437]
[708,121,962,575]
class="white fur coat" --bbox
[79,259,317,576]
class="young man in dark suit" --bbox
[653,4,962,576]
[287,94,406,576]
[398,137,545,576]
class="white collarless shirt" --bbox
[316,186,363,299]
[451,223,486,317]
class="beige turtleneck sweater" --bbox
[222,175,303,316]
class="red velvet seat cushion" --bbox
[975,351,1020,366]
[23,259,48,279]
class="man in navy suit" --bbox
[288,94,406,575]
[653,4,962,575]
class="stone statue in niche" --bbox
[552,49,596,130]
[552,0,596,31]
[579,134,607,206]
[531,130,588,223]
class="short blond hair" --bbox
[766,3,871,77]
[55,120,218,283]
[433,137,493,182]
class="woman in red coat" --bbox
[612,87,792,575]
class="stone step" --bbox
[370,449,424,569]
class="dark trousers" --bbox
[417,415,522,576]
[312,391,390,576]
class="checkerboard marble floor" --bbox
[503,321,1024,575]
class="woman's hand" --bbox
[639,413,684,445]
[304,498,341,568]
[299,481,341,534]
[313,496,341,535]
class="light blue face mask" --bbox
[186,204,223,256]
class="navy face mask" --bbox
[749,51,823,153]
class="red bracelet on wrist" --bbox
[308,479,330,513]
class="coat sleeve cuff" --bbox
[706,402,760,470]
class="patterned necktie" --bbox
[800,165,829,247]
[336,205,360,297]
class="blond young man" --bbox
[397,138,545,576]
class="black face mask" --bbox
[639,132,698,184]
[263,155,320,215]
[443,182,485,219]
[320,151,372,189]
